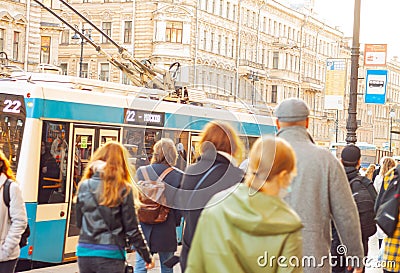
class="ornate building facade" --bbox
[0,0,62,71]
[1,0,399,154]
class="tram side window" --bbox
[163,130,190,170]
[122,127,161,170]
[123,128,147,170]
[38,121,69,204]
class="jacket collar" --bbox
[217,151,237,166]
[276,126,315,144]
[200,149,231,165]
[344,166,359,181]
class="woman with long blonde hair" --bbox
[0,150,27,273]
[373,156,396,248]
[185,136,303,273]
[374,157,396,193]
[76,141,154,273]
[134,138,183,273]
[364,164,376,180]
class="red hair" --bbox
[199,121,243,161]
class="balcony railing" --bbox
[239,60,265,70]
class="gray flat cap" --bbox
[274,98,310,122]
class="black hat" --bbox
[341,144,361,166]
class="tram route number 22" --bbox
[3,99,22,113]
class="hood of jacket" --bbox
[211,183,303,236]
[90,160,106,173]
[344,166,359,181]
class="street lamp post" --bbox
[335,109,339,143]
[390,109,396,154]
[346,0,361,144]
[72,25,91,78]
[248,71,259,106]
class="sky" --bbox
[287,0,400,58]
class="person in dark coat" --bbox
[175,143,187,171]
[135,138,183,273]
[179,121,244,272]
[331,144,377,273]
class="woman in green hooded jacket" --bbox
[185,136,303,273]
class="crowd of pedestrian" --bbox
[1,98,400,273]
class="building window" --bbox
[124,21,132,43]
[102,22,112,43]
[99,63,110,81]
[231,39,235,58]
[104,0,110,2]
[219,0,223,16]
[61,29,69,45]
[40,36,51,64]
[233,4,236,21]
[211,32,215,52]
[273,52,279,69]
[81,63,89,78]
[122,70,131,85]
[261,48,265,65]
[224,37,228,56]
[217,35,221,54]
[0,28,6,52]
[203,30,207,50]
[211,0,215,13]
[0,29,4,52]
[13,32,20,61]
[166,22,183,43]
[263,17,266,32]
[83,0,89,3]
[271,85,277,103]
[226,2,230,19]
[60,63,68,75]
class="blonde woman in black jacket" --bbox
[76,141,154,273]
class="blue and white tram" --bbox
[0,73,275,264]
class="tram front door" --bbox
[63,126,119,260]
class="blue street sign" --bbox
[365,70,387,104]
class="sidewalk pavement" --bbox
[19,247,182,273]
[20,238,385,272]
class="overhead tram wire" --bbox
[54,0,178,91]
[32,0,178,90]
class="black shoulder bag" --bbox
[375,166,400,238]
[88,186,134,273]
[3,179,31,248]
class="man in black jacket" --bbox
[331,144,377,273]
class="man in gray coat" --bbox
[275,98,364,273]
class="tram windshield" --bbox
[0,94,26,174]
